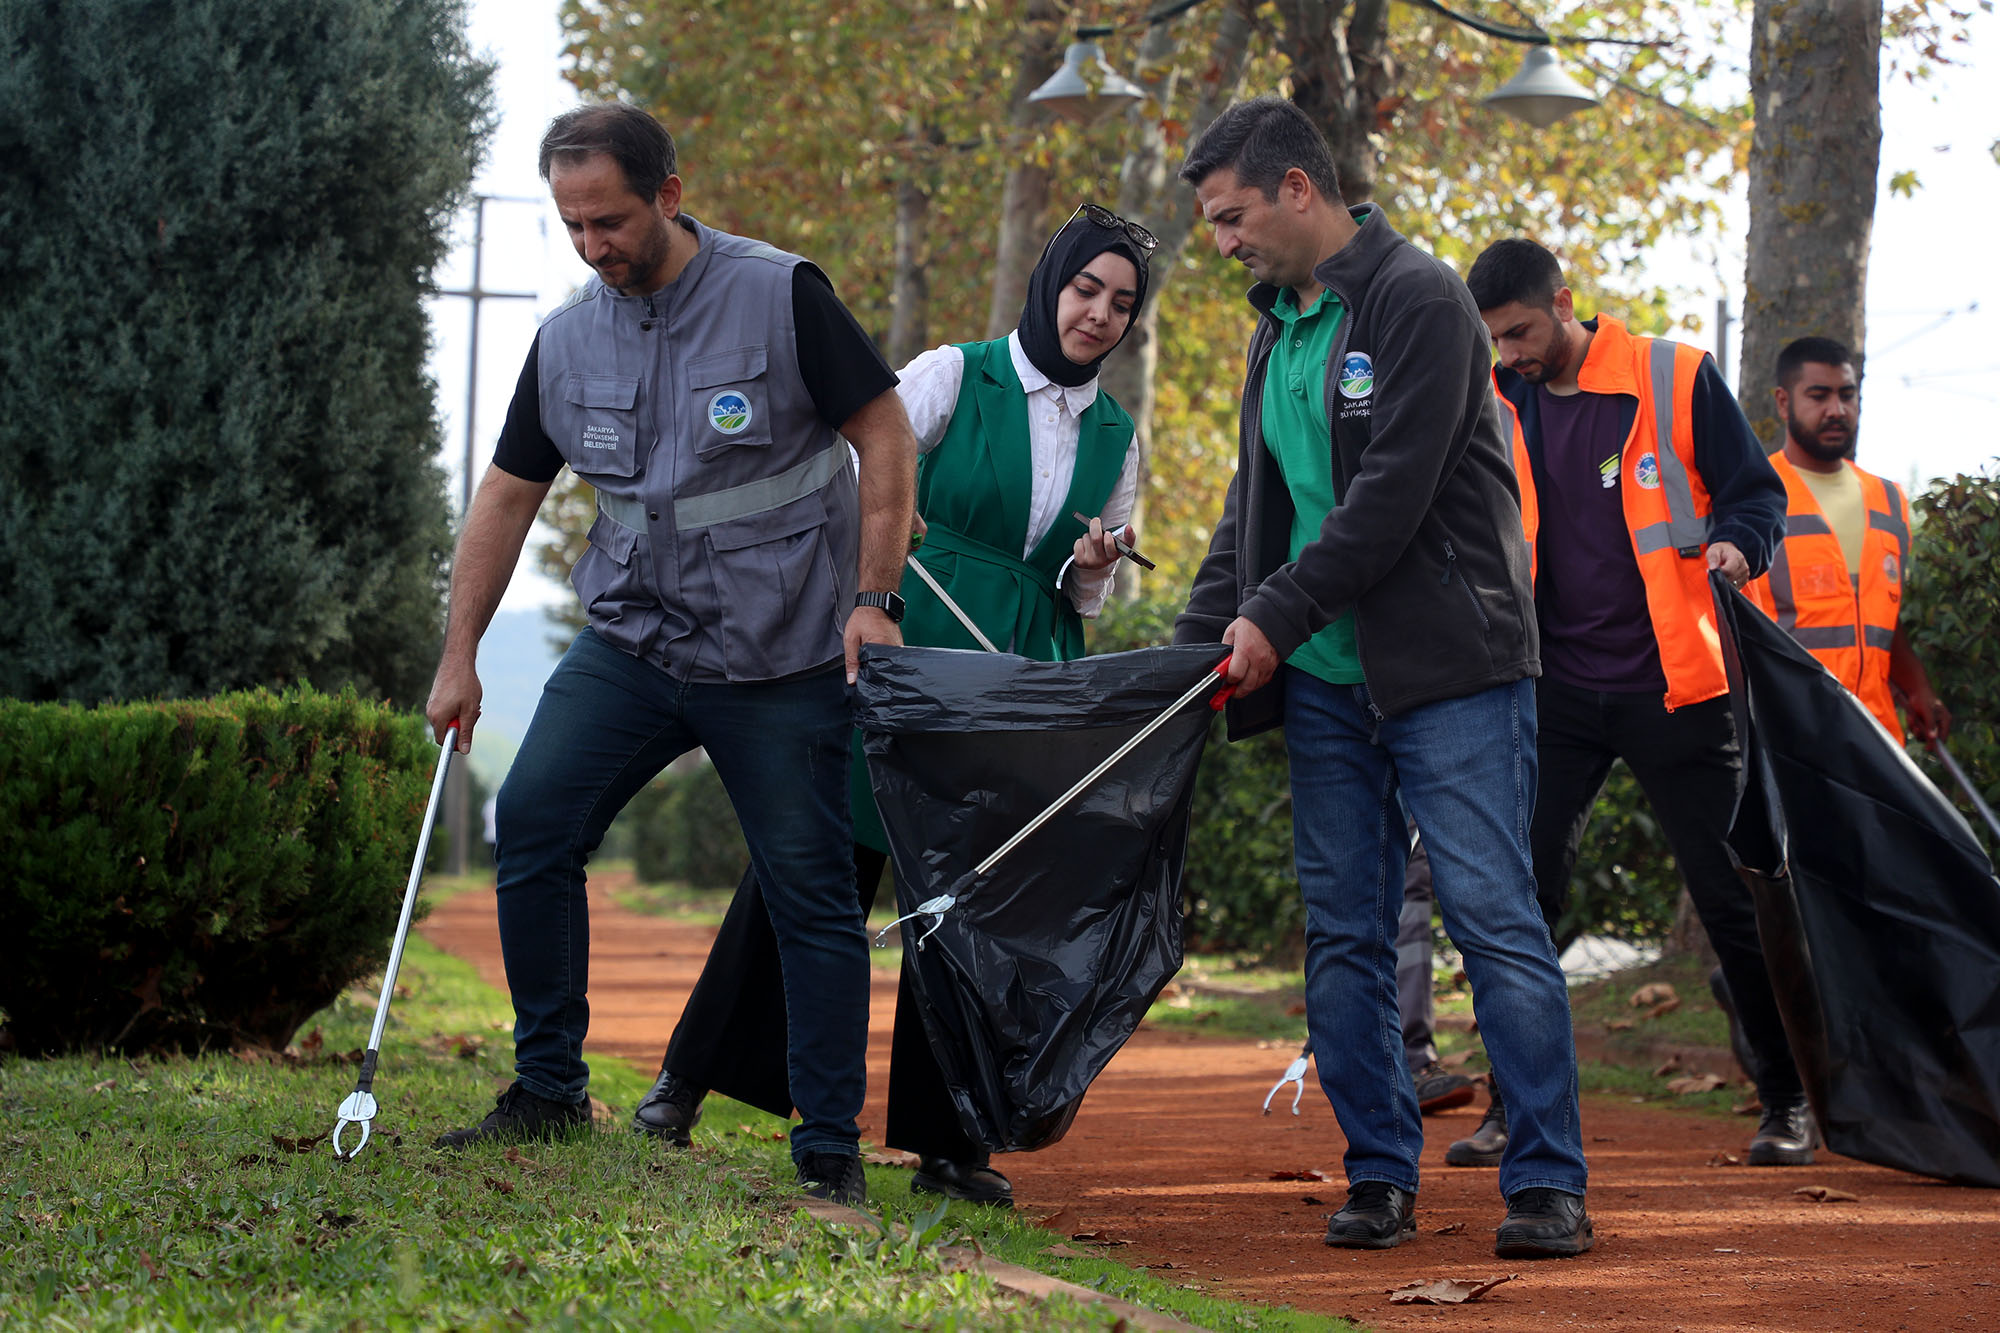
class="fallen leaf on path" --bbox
[1301,1195,1325,1205]
[1793,1185,1859,1202]
[269,1130,329,1154]
[1629,982,1679,1008]
[1652,1055,1683,1078]
[1035,1207,1080,1234]
[1069,1230,1130,1246]
[1666,1074,1726,1095]
[1707,1152,1743,1167]
[1647,996,1683,1019]
[864,1149,919,1167]
[1267,1168,1334,1181]
[1433,1221,1466,1235]
[1387,1274,1516,1305]
[1606,1019,1635,1031]
[502,1147,541,1171]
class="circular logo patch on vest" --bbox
[1635,451,1662,490]
[708,391,753,436]
[1884,553,1900,584]
[1338,352,1374,399]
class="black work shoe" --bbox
[913,1156,1014,1207]
[1323,1180,1417,1249]
[1445,1089,1508,1166]
[1747,1097,1819,1165]
[631,1068,705,1146]
[796,1150,868,1207]
[433,1081,590,1149]
[1708,966,1762,1088]
[1413,1061,1476,1115]
[1495,1187,1594,1258]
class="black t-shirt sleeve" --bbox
[492,333,566,483]
[791,264,898,428]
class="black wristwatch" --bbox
[855,590,906,623]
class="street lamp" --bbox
[1483,46,1599,128]
[1027,37,1148,124]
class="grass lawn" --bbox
[1,906,1354,1332]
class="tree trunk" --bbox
[887,137,932,369]
[1274,0,1393,206]
[1098,0,1257,597]
[984,0,1064,339]
[1737,0,1882,440]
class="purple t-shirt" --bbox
[1534,385,1667,692]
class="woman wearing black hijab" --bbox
[636,205,1156,1209]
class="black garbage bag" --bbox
[854,642,1225,1153]
[1715,572,2000,1185]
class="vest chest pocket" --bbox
[560,374,644,478]
[689,346,775,458]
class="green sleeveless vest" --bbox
[852,336,1135,851]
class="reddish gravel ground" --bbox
[421,878,2000,1333]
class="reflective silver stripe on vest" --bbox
[1792,625,1857,649]
[1864,624,1895,651]
[1630,340,1712,557]
[674,443,846,531]
[1868,504,1910,562]
[1766,541,1797,628]
[1786,513,1834,537]
[596,489,650,533]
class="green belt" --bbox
[917,523,1059,604]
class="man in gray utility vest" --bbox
[425,104,917,1207]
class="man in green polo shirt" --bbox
[1173,95,1590,1260]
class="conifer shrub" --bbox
[627,763,753,891]
[0,688,439,1055]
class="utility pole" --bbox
[435,193,541,875]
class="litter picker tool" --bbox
[876,654,1234,949]
[1929,735,2000,844]
[331,722,458,1160]
[904,553,1000,654]
[1263,1042,1312,1115]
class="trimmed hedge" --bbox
[0,688,439,1054]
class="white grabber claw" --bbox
[1263,1042,1312,1116]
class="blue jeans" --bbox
[1283,669,1587,1198]
[493,628,867,1161]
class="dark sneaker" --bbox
[433,1081,590,1149]
[1747,1097,1819,1165]
[1495,1187,1594,1258]
[1708,966,1762,1088]
[1413,1061,1476,1115]
[1323,1180,1417,1249]
[796,1151,867,1207]
[912,1155,1013,1207]
[1445,1088,1507,1166]
[632,1068,705,1146]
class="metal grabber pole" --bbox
[1929,735,2000,844]
[331,722,458,1159]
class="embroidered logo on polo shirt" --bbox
[582,425,620,450]
[708,391,752,435]
[1635,451,1661,490]
[1338,352,1374,399]
[1598,454,1619,489]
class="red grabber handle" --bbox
[1209,654,1236,711]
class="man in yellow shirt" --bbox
[1746,337,1950,743]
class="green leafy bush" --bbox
[0,688,439,1054]
[1903,461,2000,857]
[627,762,753,891]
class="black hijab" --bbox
[1015,213,1152,389]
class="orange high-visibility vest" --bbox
[1494,387,1539,580]
[1510,317,1724,709]
[1745,455,1910,738]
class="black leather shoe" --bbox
[1445,1086,1507,1166]
[1413,1061,1476,1115]
[1495,1187,1594,1258]
[1323,1180,1417,1249]
[434,1082,590,1149]
[632,1068,705,1146]
[796,1151,868,1207]
[912,1155,1014,1207]
[1747,1096,1819,1165]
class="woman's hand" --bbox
[1072,516,1134,573]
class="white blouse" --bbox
[893,332,1141,617]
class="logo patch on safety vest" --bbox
[1884,553,1900,584]
[1338,352,1374,399]
[708,391,752,435]
[1635,451,1661,490]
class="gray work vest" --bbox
[536,216,859,681]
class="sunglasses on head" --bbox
[1045,202,1160,259]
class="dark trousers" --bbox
[663,845,982,1163]
[1531,676,1804,1104]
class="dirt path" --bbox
[420,880,2000,1333]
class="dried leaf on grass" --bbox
[502,1146,541,1171]
[1666,1073,1726,1095]
[1794,1185,1860,1202]
[269,1130,330,1154]
[483,1175,516,1195]
[1606,1018,1635,1032]
[1647,996,1683,1018]
[1652,1055,1683,1078]
[1035,1207,1080,1235]
[1388,1274,1516,1305]
[1629,982,1679,1009]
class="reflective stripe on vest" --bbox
[596,442,846,534]
[1631,340,1713,558]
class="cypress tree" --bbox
[0,0,493,705]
